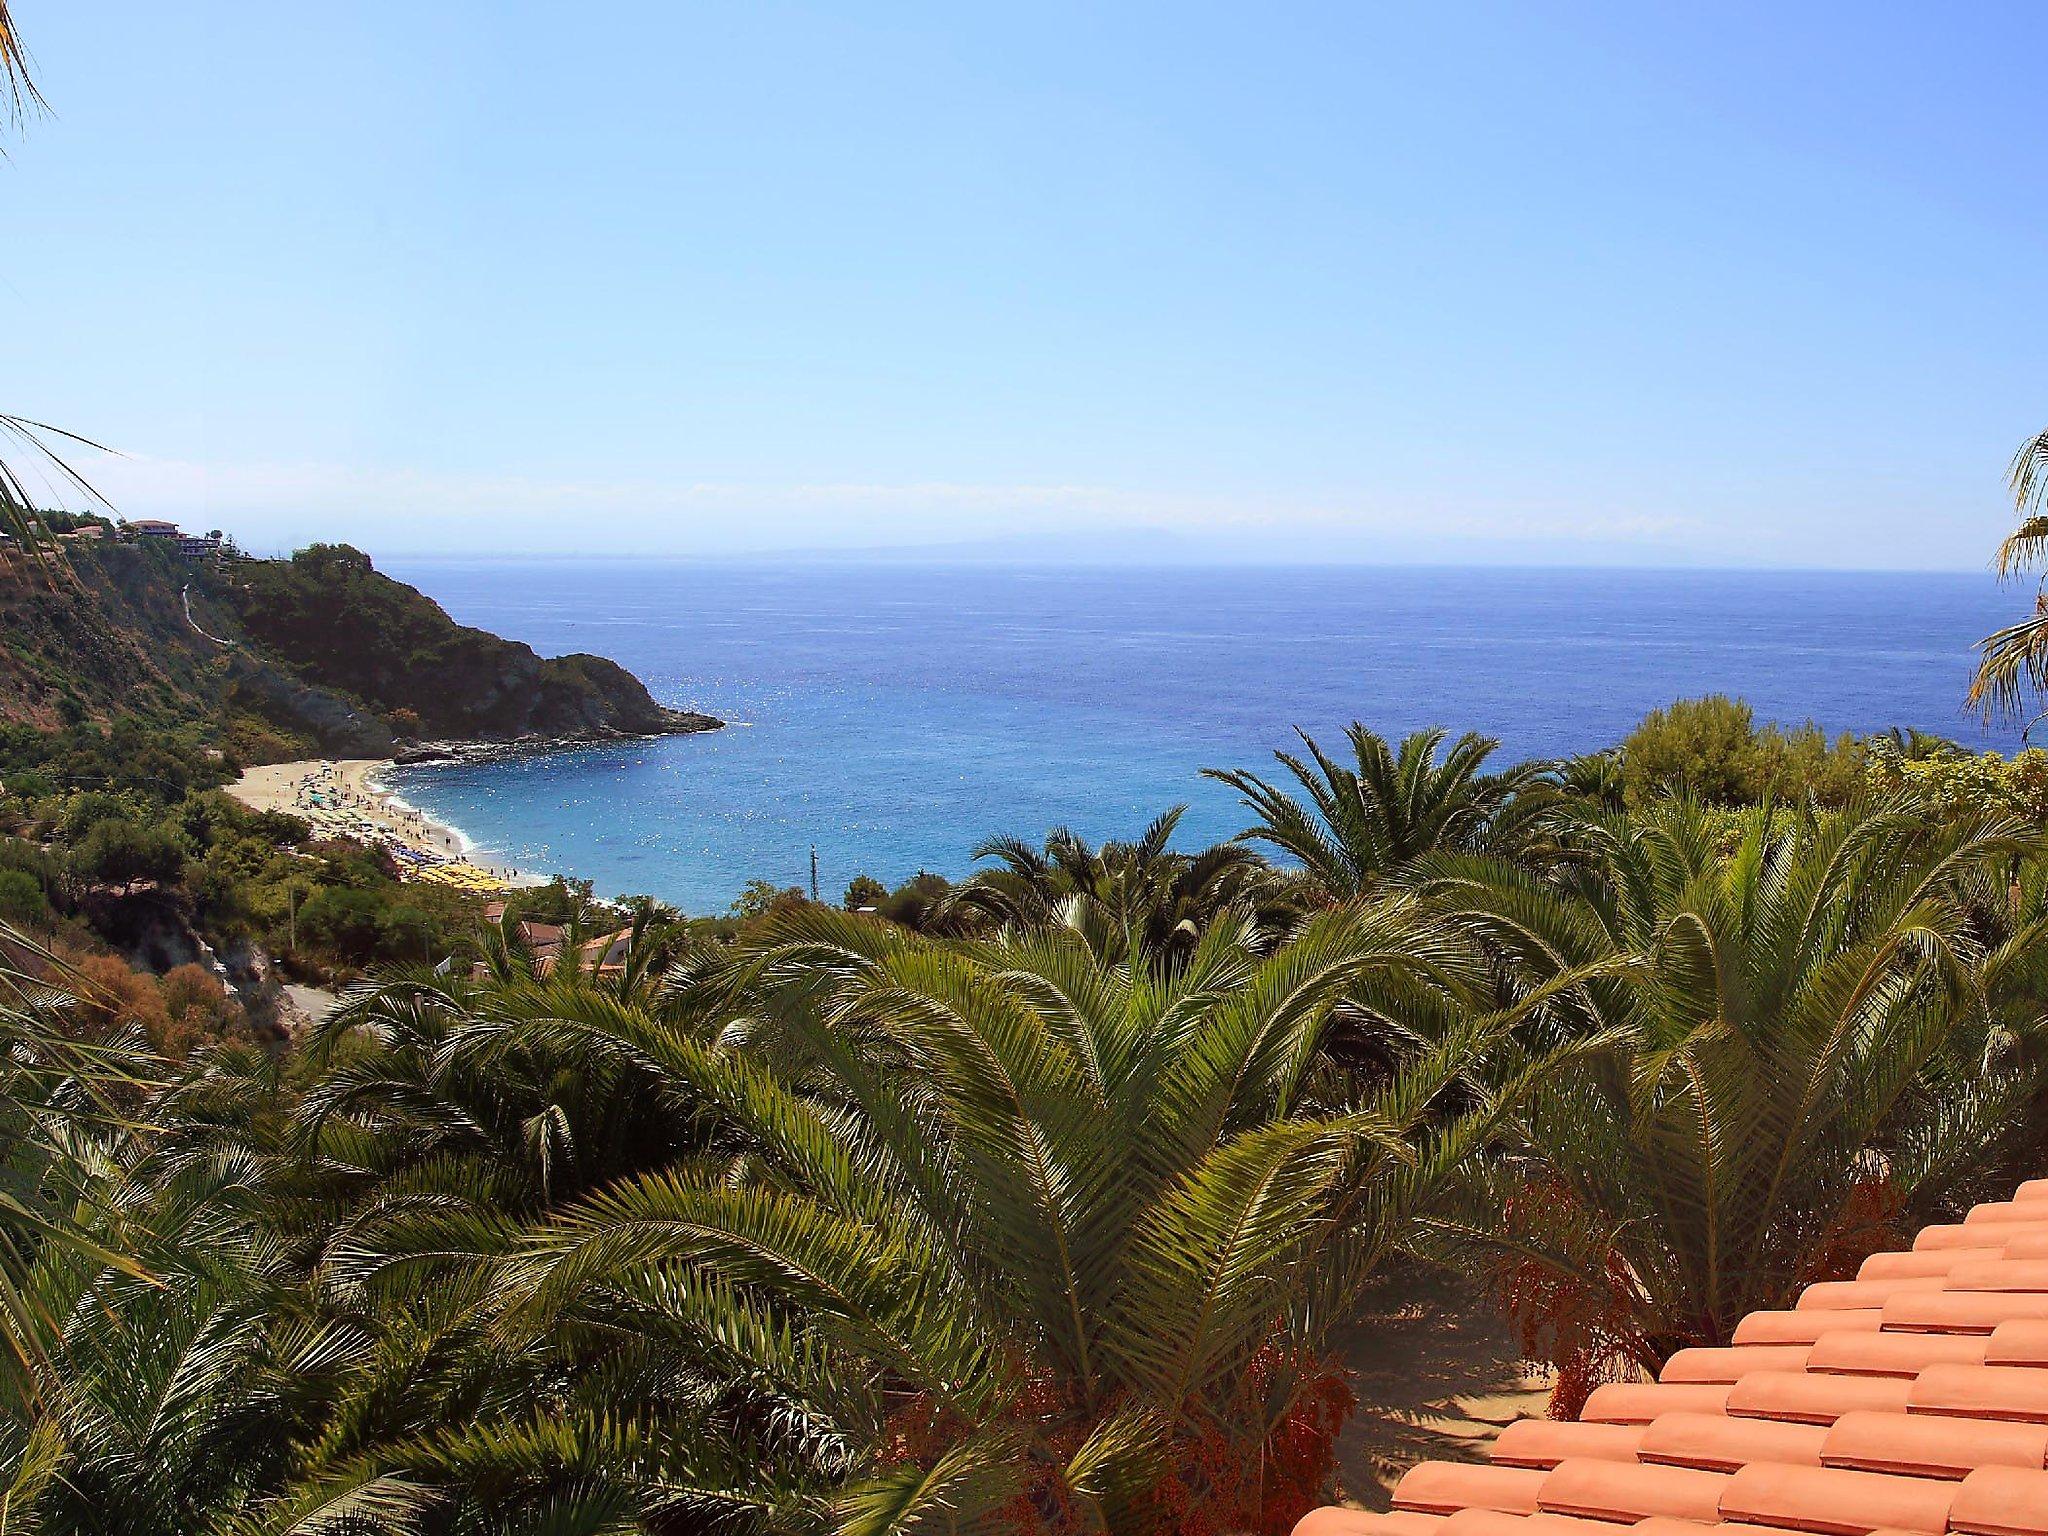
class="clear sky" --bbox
[6,3,2045,565]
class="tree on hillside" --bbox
[1970,426,2048,734]
[70,816,187,889]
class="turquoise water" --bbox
[379,561,2018,913]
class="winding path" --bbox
[181,582,235,647]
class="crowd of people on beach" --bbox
[282,764,514,893]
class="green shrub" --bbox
[0,868,50,929]
[1866,741,2048,820]
[295,886,388,962]
[879,870,952,928]
[841,874,888,910]
[1620,696,1864,808]
[730,879,803,920]
[72,817,189,888]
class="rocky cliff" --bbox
[0,539,719,759]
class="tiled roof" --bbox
[1295,1178,2048,1536]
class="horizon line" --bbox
[345,549,2013,579]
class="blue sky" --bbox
[6,3,2045,565]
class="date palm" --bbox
[484,903,1566,1536]
[1968,426,2048,733]
[295,951,729,1217]
[3,1025,833,1536]
[0,0,40,122]
[1206,725,1549,902]
[1417,799,2048,1415]
[0,931,155,1404]
[941,806,1271,962]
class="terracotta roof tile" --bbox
[1904,1362,2048,1421]
[1636,1411,1825,1473]
[1796,1277,1948,1311]
[1950,1465,2048,1536]
[1732,1309,1882,1345]
[1293,1176,2048,1536]
[1580,1382,1732,1424]
[1858,1247,2005,1279]
[1532,1458,1730,1522]
[1964,1202,2048,1227]
[1724,1370,1912,1425]
[1487,1419,1643,1469]
[1392,1463,1547,1514]
[1985,1318,2048,1366]
[1802,1329,1987,1376]
[1718,1462,1954,1534]
[1879,1290,2048,1333]
[1915,1219,2048,1249]
[1819,1409,2048,1480]
[1440,1512,1627,1536]
[1663,1346,1815,1383]
[1946,1258,2048,1292]
[1292,1512,1445,1535]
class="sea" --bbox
[377,561,2021,914]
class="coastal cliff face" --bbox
[0,540,392,754]
[0,541,223,731]
[0,539,716,759]
[215,545,720,747]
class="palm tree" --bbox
[0,929,156,1401]
[476,903,1561,1536]
[295,952,726,1217]
[1,1,40,122]
[5,986,863,1535]
[1554,750,1626,811]
[939,806,1273,963]
[1206,725,1549,902]
[1969,426,2048,733]
[1416,798,2048,1415]
[1,903,1556,1535]
[1,7,114,569]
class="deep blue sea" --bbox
[377,561,2020,913]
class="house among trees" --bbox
[117,518,225,558]
[478,902,633,979]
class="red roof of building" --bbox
[1296,1178,2048,1536]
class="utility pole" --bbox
[810,845,820,903]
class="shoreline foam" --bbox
[362,768,476,858]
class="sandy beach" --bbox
[226,759,540,890]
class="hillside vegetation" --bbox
[0,539,717,758]
[0,538,228,730]
[222,543,718,743]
